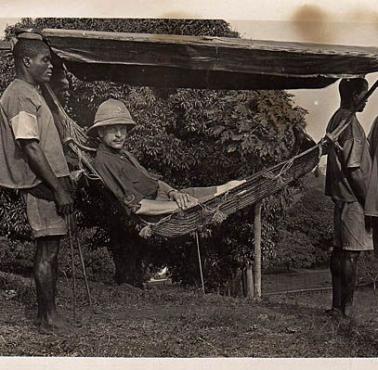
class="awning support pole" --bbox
[253,202,262,300]
[195,231,205,294]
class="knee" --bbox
[34,258,50,277]
[34,239,60,275]
[342,250,360,263]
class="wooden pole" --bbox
[66,215,77,321]
[195,232,205,294]
[253,202,262,299]
[246,263,254,299]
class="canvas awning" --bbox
[3,29,378,90]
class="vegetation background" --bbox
[0,18,334,290]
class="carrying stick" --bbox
[66,214,77,321]
[73,218,93,308]
[67,213,93,308]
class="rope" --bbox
[262,157,295,183]
[138,212,175,238]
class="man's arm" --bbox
[19,139,73,215]
[347,167,367,206]
[157,180,198,209]
[135,199,179,215]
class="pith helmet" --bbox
[87,98,136,137]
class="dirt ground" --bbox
[0,272,378,358]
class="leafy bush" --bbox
[269,174,332,271]
[358,252,378,290]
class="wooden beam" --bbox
[253,202,262,299]
[42,28,378,89]
[245,263,254,299]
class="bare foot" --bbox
[325,307,344,319]
[38,313,72,335]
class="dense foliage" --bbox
[0,18,309,289]
[271,174,332,271]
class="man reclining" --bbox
[87,98,245,216]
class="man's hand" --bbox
[19,139,74,215]
[365,215,372,233]
[170,191,198,210]
[53,187,74,215]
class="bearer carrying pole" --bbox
[249,78,378,300]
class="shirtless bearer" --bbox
[0,37,74,331]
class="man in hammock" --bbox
[88,98,245,216]
[0,36,74,332]
[325,77,373,320]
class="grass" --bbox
[0,276,378,357]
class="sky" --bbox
[229,20,378,142]
[0,0,377,21]
[0,1,378,144]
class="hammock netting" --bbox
[45,85,322,239]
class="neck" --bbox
[16,71,38,87]
[339,103,354,112]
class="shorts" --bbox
[24,192,67,239]
[333,200,373,251]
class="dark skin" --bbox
[16,45,73,331]
[341,86,369,207]
[329,82,369,319]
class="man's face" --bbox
[26,49,53,83]
[354,86,369,112]
[98,125,128,150]
[52,76,70,105]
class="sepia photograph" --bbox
[0,1,377,368]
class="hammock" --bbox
[44,84,323,238]
[138,145,321,238]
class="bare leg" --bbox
[329,248,342,313]
[34,236,64,331]
[340,250,360,318]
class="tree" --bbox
[1,18,309,290]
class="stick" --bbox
[253,203,262,299]
[66,214,77,321]
[72,215,92,307]
[195,232,205,294]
